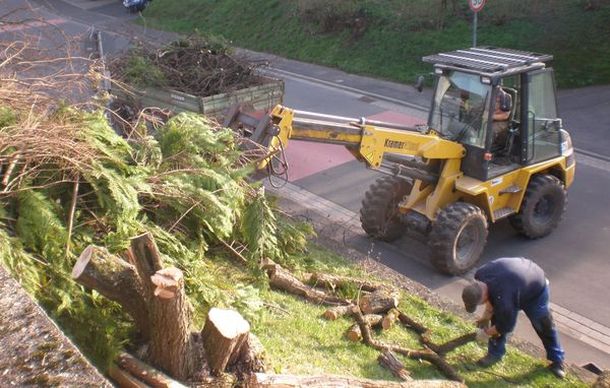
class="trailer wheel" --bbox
[360,176,412,242]
[509,174,566,238]
[429,202,488,275]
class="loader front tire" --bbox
[429,202,488,275]
[509,174,566,239]
[360,176,412,242]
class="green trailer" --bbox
[109,75,284,119]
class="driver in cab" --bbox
[492,87,512,150]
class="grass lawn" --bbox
[205,242,587,387]
[141,0,610,88]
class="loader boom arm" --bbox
[255,105,465,169]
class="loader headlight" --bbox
[560,129,575,167]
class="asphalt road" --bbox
[11,0,610,372]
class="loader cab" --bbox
[424,47,567,182]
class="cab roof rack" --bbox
[422,47,553,75]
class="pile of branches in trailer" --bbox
[108,35,263,95]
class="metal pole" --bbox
[473,12,478,47]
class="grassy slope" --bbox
[211,243,585,387]
[143,0,610,88]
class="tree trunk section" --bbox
[147,267,195,380]
[72,245,150,340]
[359,290,399,314]
[396,310,427,334]
[74,234,200,381]
[346,314,383,342]
[246,373,466,387]
[266,264,350,306]
[308,273,381,292]
[108,364,148,388]
[201,308,250,376]
[322,305,354,320]
[117,352,188,388]
[378,350,412,381]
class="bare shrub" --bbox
[296,0,369,38]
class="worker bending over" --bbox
[462,257,566,378]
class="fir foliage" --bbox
[0,103,312,369]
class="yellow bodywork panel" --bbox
[358,125,465,168]
[455,156,574,223]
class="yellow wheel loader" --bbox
[227,47,575,275]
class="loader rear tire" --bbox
[360,176,412,242]
[509,174,566,239]
[429,202,488,275]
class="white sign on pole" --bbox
[468,0,486,13]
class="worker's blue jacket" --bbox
[475,257,546,334]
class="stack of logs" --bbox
[262,260,476,384]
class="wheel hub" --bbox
[454,222,482,264]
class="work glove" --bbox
[476,328,490,344]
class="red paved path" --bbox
[285,110,425,181]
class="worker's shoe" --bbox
[548,361,566,379]
[476,354,502,367]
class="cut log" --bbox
[129,232,164,281]
[260,257,277,271]
[346,314,383,342]
[422,332,477,355]
[266,264,350,306]
[378,350,412,382]
[117,352,188,388]
[382,308,399,330]
[351,306,464,383]
[396,310,427,334]
[72,245,149,339]
[322,305,354,320]
[147,267,195,380]
[201,308,251,376]
[308,273,382,292]
[108,364,148,388]
[359,290,399,315]
[245,373,466,387]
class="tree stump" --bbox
[229,333,267,379]
[359,290,399,314]
[201,308,250,376]
[73,233,198,381]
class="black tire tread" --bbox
[360,176,411,242]
[429,202,488,275]
[509,174,567,239]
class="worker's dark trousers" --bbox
[488,285,565,362]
